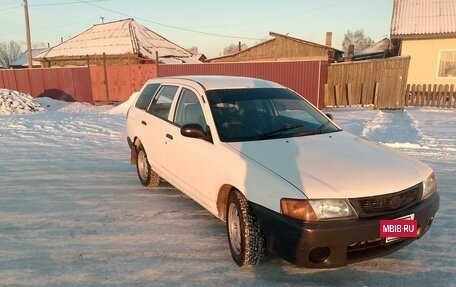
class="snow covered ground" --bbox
[0,91,454,286]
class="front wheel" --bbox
[226,190,265,267]
[136,144,161,187]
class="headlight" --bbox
[422,172,437,200]
[281,198,357,222]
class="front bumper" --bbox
[250,192,439,268]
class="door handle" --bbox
[166,133,173,140]
[141,120,147,126]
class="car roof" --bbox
[157,75,284,90]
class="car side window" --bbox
[135,83,160,110]
[147,85,179,120]
[174,88,207,128]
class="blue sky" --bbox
[0,0,394,57]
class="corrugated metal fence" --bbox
[0,67,93,102]
[159,60,328,108]
[91,64,157,104]
[0,64,157,104]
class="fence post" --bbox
[443,85,450,108]
[0,71,4,88]
[324,83,328,109]
[431,84,437,107]
[404,84,410,106]
[334,84,340,107]
[373,82,379,109]
[417,85,422,107]
[450,84,455,108]
[103,52,110,103]
[436,85,443,107]
[360,83,364,107]
[155,51,160,77]
[345,83,351,107]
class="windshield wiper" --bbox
[313,120,331,134]
[258,123,307,140]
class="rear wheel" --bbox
[226,190,265,267]
[136,144,160,187]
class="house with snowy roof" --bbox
[34,18,199,67]
[391,0,456,85]
[10,48,49,68]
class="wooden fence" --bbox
[326,56,410,109]
[6,57,454,109]
[405,84,455,108]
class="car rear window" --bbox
[135,83,160,110]
[147,85,179,120]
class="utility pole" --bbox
[23,0,33,68]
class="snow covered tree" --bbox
[0,41,22,68]
[342,30,374,55]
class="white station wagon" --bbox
[126,75,439,268]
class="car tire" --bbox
[136,144,161,187]
[226,190,265,267]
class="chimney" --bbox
[325,32,332,47]
[348,44,355,57]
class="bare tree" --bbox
[187,46,199,55]
[342,30,374,55]
[223,43,248,56]
[0,41,22,68]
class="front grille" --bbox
[347,238,410,261]
[349,183,422,217]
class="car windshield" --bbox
[206,88,341,142]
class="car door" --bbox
[163,86,216,211]
[140,84,179,177]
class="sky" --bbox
[0,0,394,58]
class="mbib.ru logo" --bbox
[380,219,418,240]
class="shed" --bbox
[34,18,195,67]
[208,32,343,63]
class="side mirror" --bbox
[181,123,208,140]
[325,113,334,120]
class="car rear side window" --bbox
[147,85,179,120]
[174,88,207,128]
[135,83,160,110]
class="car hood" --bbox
[227,131,431,199]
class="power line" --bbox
[187,0,353,29]
[0,5,22,11]
[76,0,262,41]
[30,0,108,7]
[0,0,106,11]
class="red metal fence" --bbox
[90,63,156,104]
[159,60,328,108]
[0,61,324,107]
[0,63,157,104]
[0,67,93,102]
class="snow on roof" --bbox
[357,38,391,55]
[391,0,456,37]
[35,18,192,60]
[11,48,48,67]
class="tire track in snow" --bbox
[361,110,423,148]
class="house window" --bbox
[438,50,456,78]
